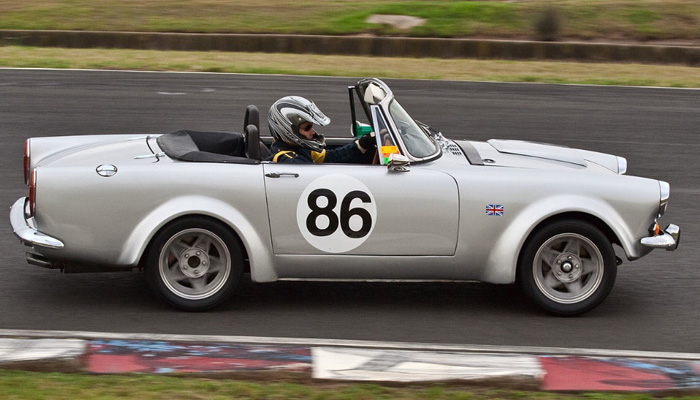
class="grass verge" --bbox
[2,46,700,88]
[0,0,698,43]
[0,370,691,400]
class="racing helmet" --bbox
[268,96,331,152]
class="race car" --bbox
[10,78,680,315]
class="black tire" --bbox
[517,220,617,316]
[145,217,244,311]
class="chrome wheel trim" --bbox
[532,233,604,304]
[158,228,231,300]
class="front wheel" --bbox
[517,220,617,316]
[146,217,244,311]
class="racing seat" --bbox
[243,105,270,160]
[244,124,261,160]
[244,104,259,132]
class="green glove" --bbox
[354,122,374,138]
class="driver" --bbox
[266,96,376,164]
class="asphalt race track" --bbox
[1,69,698,353]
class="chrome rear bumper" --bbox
[9,197,64,249]
[641,224,680,251]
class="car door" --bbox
[263,162,459,256]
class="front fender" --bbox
[118,195,277,282]
[482,194,644,284]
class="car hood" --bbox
[455,139,626,174]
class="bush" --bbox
[534,7,561,41]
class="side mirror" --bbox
[387,154,410,172]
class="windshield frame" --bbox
[386,99,440,161]
[356,78,442,164]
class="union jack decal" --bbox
[485,204,504,216]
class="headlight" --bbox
[659,180,670,217]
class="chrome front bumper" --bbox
[640,224,680,251]
[9,197,64,249]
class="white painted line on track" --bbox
[1,67,699,91]
[1,329,699,361]
[0,67,356,81]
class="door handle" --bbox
[265,172,299,178]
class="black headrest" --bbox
[244,105,260,132]
[244,124,261,161]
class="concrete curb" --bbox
[1,330,700,392]
[1,29,700,66]
[0,338,85,373]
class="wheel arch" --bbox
[139,214,249,272]
[515,212,620,282]
[526,212,621,252]
[480,195,629,285]
[118,195,277,282]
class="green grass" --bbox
[1,370,695,400]
[2,46,700,88]
[0,0,699,42]
[335,2,524,37]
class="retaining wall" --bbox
[2,30,699,66]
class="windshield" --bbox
[388,100,438,159]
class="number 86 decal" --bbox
[296,174,377,253]
[306,189,372,238]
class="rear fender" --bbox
[118,195,277,282]
[27,135,146,170]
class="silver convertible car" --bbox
[11,78,680,315]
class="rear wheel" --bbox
[517,220,617,316]
[146,217,243,311]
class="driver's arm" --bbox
[323,133,376,163]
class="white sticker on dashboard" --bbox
[296,174,377,253]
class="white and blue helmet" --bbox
[268,96,331,152]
